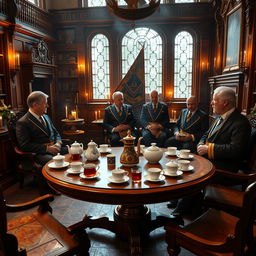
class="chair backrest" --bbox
[234,181,256,255]
[7,112,25,151]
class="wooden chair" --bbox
[7,113,44,192]
[204,127,256,216]
[164,181,256,256]
[0,187,90,256]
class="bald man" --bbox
[165,96,208,152]
[140,90,169,147]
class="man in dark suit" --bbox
[16,91,67,166]
[197,86,251,173]
[164,96,208,153]
[172,87,251,216]
[103,91,136,146]
[140,90,169,147]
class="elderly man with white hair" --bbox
[197,86,251,173]
[103,91,136,146]
[171,86,251,216]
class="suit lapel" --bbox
[109,104,127,123]
[28,113,49,136]
[147,103,163,122]
[207,113,235,141]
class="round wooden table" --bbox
[43,147,214,256]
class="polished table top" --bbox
[43,147,215,205]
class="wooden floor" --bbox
[4,179,196,256]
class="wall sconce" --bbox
[201,61,209,71]
[9,49,20,82]
[77,63,85,73]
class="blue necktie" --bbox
[210,117,224,135]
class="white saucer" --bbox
[163,169,183,177]
[177,153,194,160]
[66,168,83,174]
[108,175,129,184]
[48,161,69,169]
[178,165,194,172]
[144,174,165,182]
[79,171,100,179]
[165,151,179,157]
[98,148,111,154]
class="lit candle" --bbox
[71,111,77,120]
[85,93,88,102]
[174,110,176,120]
[0,116,2,128]
[98,110,100,119]
[172,110,174,119]
[65,105,68,119]
[95,110,97,120]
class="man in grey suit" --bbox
[16,91,67,166]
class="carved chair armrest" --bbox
[6,194,54,213]
[214,169,256,182]
[165,221,234,251]
[14,146,36,157]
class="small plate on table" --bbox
[108,175,129,184]
[144,174,165,183]
[163,169,183,177]
[66,168,83,175]
[79,171,100,179]
[48,161,69,169]
[178,165,194,172]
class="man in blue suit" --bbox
[164,96,208,153]
[140,90,169,147]
[16,91,67,166]
[103,91,136,146]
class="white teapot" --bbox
[67,141,84,155]
[143,143,163,163]
[84,140,100,161]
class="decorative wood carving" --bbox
[32,40,52,64]
[244,0,254,32]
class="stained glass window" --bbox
[91,34,110,99]
[122,28,162,94]
[174,31,193,98]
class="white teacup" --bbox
[177,160,190,171]
[99,144,109,153]
[70,161,83,172]
[179,149,190,158]
[53,153,65,167]
[165,161,178,175]
[167,147,177,155]
[147,168,162,180]
[112,168,128,181]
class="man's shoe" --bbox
[167,200,178,209]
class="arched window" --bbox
[174,31,193,98]
[122,27,163,94]
[91,34,110,99]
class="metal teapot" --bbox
[67,141,84,155]
[120,130,143,167]
[84,140,100,161]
